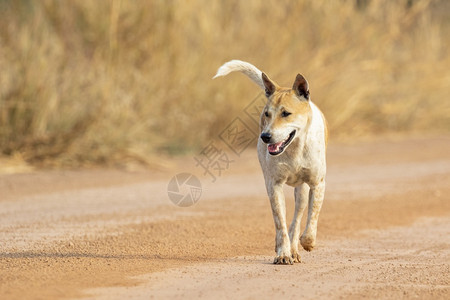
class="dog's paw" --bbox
[291,251,301,263]
[273,255,294,265]
[300,235,315,252]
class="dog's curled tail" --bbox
[213,60,265,90]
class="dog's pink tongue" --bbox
[268,141,283,153]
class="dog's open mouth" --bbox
[267,130,296,156]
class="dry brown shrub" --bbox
[0,0,448,167]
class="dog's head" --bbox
[259,73,312,156]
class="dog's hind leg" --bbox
[301,181,325,251]
[289,183,309,262]
[267,183,293,265]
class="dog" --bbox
[214,60,328,264]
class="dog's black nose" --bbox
[260,132,272,143]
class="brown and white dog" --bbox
[214,60,328,264]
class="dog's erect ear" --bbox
[292,74,310,100]
[262,73,276,97]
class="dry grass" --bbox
[0,0,449,167]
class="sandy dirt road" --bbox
[0,136,449,299]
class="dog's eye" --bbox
[281,111,291,118]
[264,111,269,117]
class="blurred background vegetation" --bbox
[0,0,449,168]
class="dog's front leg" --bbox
[289,183,309,262]
[268,183,293,265]
[301,181,325,251]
